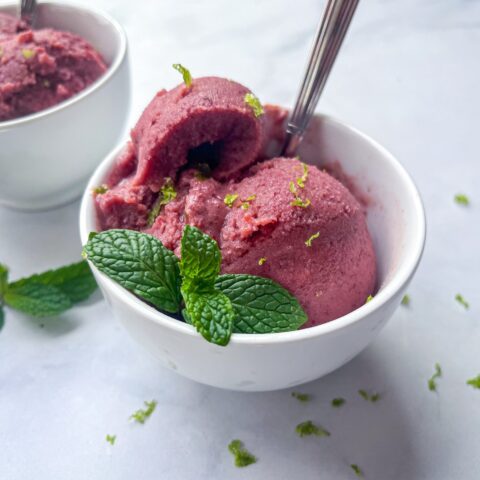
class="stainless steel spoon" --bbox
[281,0,360,157]
[20,0,37,28]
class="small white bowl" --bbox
[0,1,130,211]
[80,115,426,392]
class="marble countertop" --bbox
[1,0,479,478]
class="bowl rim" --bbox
[79,114,426,346]
[0,0,127,129]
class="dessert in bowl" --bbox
[0,2,130,210]
[80,73,425,391]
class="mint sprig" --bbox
[180,225,221,288]
[8,260,97,303]
[182,288,234,346]
[4,283,72,317]
[215,274,307,333]
[83,229,181,313]
[180,226,234,346]
[0,260,97,323]
[83,226,308,346]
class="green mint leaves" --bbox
[83,229,181,313]
[83,226,307,346]
[172,63,192,87]
[214,274,307,334]
[4,283,73,317]
[0,260,97,324]
[180,226,234,346]
[8,260,98,304]
[182,288,234,346]
[180,225,221,288]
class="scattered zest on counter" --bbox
[244,93,264,117]
[454,193,470,206]
[291,392,311,402]
[401,294,410,306]
[83,227,307,346]
[305,232,320,247]
[295,420,330,438]
[172,63,192,87]
[350,464,364,478]
[130,400,157,424]
[224,193,239,208]
[228,440,257,468]
[455,293,469,310]
[358,390,380,402]
[258,257,267,266]
[93,184,109,195]
[0,260,97,327]
[466,375,480,390]
[428,363,442,392]
[147,177,177,226]
[105,434,116,445]
[331,398,346,408]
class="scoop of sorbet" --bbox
[0,13,106,121]
[95,76,376,327]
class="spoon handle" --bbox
[20,0,37,27]
[281,0,360,157]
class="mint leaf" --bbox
[83,230,181,313]
[0,307,4,331]
[182,287,234,346]
[180,225,221,288]
[0,263,8,298]
[4,283,72,317]
[8,260,97,304]
[215,274,307,333]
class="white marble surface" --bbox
[1,0,479,478]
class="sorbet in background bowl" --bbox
[0,12,107,121]
[0,2,130,211]
[81,75,425,391]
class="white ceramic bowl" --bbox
[0,1,130,210]
[80,115,426,391]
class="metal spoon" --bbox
[281,0,360,157]
[20,0,37,28]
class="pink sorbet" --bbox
[0,12,107,121]
[94,76,377,327]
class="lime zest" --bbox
[305,232,320,247]
[244,93,264,117]
[172,63,192,87]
